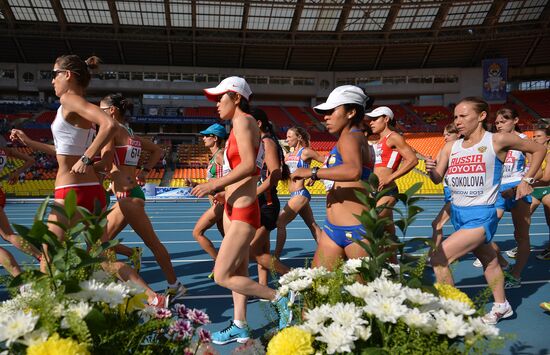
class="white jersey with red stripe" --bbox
[445,131,503,207]
[501,133,528,185]
[374,132,402,171]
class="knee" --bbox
[213,271,231,288]
[430,252,448,268]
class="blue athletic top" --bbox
[325,145,371,181]
[286,147,309,173]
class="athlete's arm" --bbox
[536,150,550,185]
[386,133,419,182]
[426,141,452,184]
[256,138,281,196]
[94,139,114,176]
[6,148,35,183]
[137,136,163,170]
[302,147,326,164]
[9,129,56,156]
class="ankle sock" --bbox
[233,320,247,328]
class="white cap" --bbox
[204,76,252,101]
[366,106,394,120]
[313,85,367,114]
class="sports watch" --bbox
[80,155,93,166]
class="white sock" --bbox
[233,320,247,328]
[168,282,179,288]
[495,301,509,308]
[272,292,281,303]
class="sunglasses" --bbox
[51,69,80,78]
[100,106,111,112]
[202,134,216,138]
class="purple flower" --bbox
[169,319,193,340]
[199,328,212,343]
[174,303,188,319]
[187,308,210,325]
[155,308,172,319]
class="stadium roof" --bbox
[1,0,549,71]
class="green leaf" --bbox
[405,182,423,198]
[62,279,81,293]
[9,269,45,288]
[64,189,77,220]
[34,196,50,222]
[50,204,68,220]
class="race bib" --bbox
[446,154,486,197]
[123,139,142,166]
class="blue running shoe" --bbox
[273,291,295,329]
[211,321,250,345]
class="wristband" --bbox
[522,177,535,185]
[311,167,320,181]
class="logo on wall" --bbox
[482,58,508,101]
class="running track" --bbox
[1,197,549,354]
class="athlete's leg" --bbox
[508,200,531,280]
[312,231,346,270]
[0,207,42,260]
[104,203,133,257]
[0,246,21,277]
[431,203,451,253]
[297,203,322,242]
[275,196,308,259]
[192,203,223,260]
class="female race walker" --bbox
[188,123,226,271]
[99,93,186,300]
[274,126,324,259]
[473,107,533,290]
[430,123,459,252]
[292,85,373,269]
[10,55,170,308]
[250,108,290,286]
[425,97,545,324]
[529,126,550,260]
[367,106,418,236]
[0,138,43,263]
[191,77,293,345]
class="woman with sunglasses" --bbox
[274,126,324,260]
[99,93,186,301]
[291,85,373,269]
[425,97,545,324]
[189,123,227,276]
[191,77,293,345]
[10,55,169,308]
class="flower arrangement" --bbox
[0,191,212,354]
[267,176,506,354]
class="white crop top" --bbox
[444,132,503,207]
[51,105,95,156]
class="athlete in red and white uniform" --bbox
[426,96,545,325]
[11,55,169,308]
[191,76,293,344]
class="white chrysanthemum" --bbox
[354,325,372,341]
[304,304,332,327]
[287,278,313,292]
[329,303,367,328]
[278,268,306,285]
[76,279,130,308]
[467,317,500,338]
[342,258,368,274]
[363,295,408,323]
[316,285,329,295]
[401,307,435,332]
[316,323,357,354]
[139,305,157,322]
[439,298,476,316]
[344,282,374,299]
[67,301,93,319]
[370,277,403,298]
[433,310,472,339]
[123,280,145,296]
[380,263,401,278]
[0,310,39,346]
[278,285,290,296]
[90,270,111,283]
[308,266,331,279]
[20,329,49,346]
[403,287,438,305]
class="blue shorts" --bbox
[290,188,311,201]
[323,221,366,248]
[443,186,451,203]
[450,204,498,243]
[495,181,532,212]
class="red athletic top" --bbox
[222,130,262,176]
[374,132,402,171]
[114,137,142,167]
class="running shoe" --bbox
[211,321,250,345]
[505,247,518,258]
[166,282,187,302]
[472,258,482,268]
[536,248,550,261]
[149,293,170,309]
[129,247,143,273]
[540,302,550,312]
[504,274,521,289]
[481,302,513,324]
[207,270,214,280]
[273,291,295,330]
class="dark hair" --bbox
[496,107,521,132]
[457,96,489,130]
[55,55,101,88]
[226,91,251,114]
[534,125,550,137]
[251,107,290,180]
[344,103,366,127]
[288,126,310,147]
[101,93,131,117]
[444,122,458,134]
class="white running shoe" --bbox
[473,258,483,268]
[482,302,513,325]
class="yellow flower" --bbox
[267,326,314,355]
[435,283,475,308]
[26,333,90,355]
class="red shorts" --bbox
[224,201,261,229]
[54,183,107,212]
[0,188,5,208]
